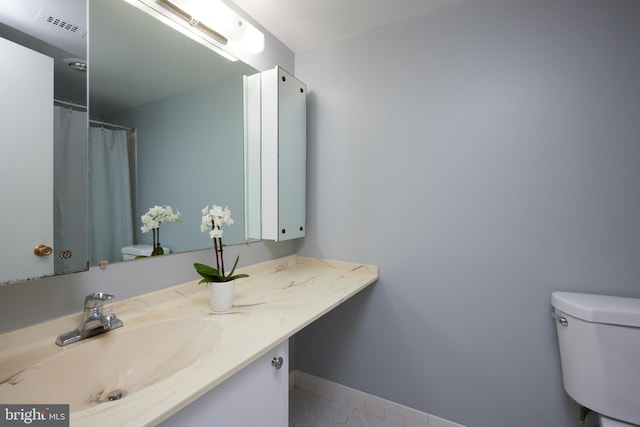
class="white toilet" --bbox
[551,291,640,427]
[121,244,171,260]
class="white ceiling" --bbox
[232,0,457,53]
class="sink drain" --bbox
[106,389,127,402]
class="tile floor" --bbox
[289,387,399,427]
[288,370,465,427]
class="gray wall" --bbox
[294,1,640,426]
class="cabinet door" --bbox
[160,340,289,426]
[277,67,306,241]
[0,37,54,283]
[261,66,306,242]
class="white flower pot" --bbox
[209,280,234,312]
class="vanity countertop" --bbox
[0,255,378,426]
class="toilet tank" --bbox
[121,244,171,260]
[551,292,640,425]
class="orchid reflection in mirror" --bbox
[194,205,249,283]
[138,206,181,257]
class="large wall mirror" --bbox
[0,0,260,285]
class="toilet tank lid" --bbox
[551,291,640,327]
[121,244,170,255]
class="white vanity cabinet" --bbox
[160,340,289,426]
[258,66,307,242]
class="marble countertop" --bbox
[0,255,378,426]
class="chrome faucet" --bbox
[55,292,124,346]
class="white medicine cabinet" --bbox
[245,66,307,242]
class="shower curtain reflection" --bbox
[89,125,135,265]
[54,105,89,274]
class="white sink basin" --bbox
[0,318,221,411]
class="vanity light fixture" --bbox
[158,0,265,54]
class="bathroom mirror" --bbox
[88,0,259,266]
[0,0,260,284]
[0,0,89,285]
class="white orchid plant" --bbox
[140,205,181,256]
[194,204,249,283]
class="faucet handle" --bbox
[84,292,115,308]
